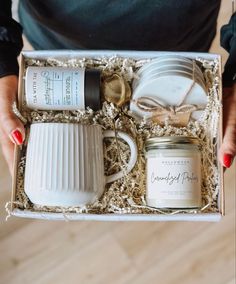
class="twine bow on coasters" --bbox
[102,73,131,107]
[132,63,207,127]
[133,96,198,127]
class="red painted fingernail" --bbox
[11,130,23,145]
[223,153,233,168]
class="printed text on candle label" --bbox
[151,171,198,185]
[147,157,201,200]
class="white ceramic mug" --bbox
[24,123,137,207]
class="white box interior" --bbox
[10,50,224,222]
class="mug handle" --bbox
[103,130,138,184]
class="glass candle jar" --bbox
[24,66,101,110]
[145,136,202,209]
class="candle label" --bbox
[147,157,201,200]
[25,67,85,109]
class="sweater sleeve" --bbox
[0,0,23,78]
[221,12,236,87]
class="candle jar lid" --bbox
[145,136,199,151]
[85,69,101,111]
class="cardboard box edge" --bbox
[10,54,25,213]
[12,50,224,220]
[218,54,225,216]
[11,208,222,222]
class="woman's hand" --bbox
[0,75,25,175]
[219,85,236,168]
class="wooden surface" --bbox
[0,1,235,283]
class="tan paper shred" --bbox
[10,56,221,216]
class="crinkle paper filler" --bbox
[7,55,221,218]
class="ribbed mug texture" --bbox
[24,123,105,206]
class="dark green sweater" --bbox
[0,0,235,86]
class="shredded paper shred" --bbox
[9,56,221,217]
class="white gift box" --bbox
[9,50,224,222]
